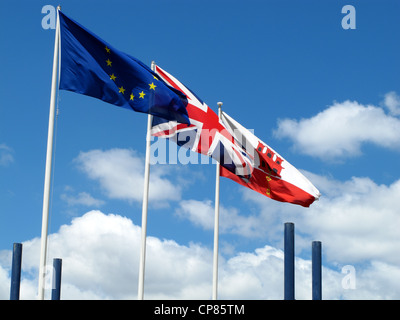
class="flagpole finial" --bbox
[217,102,223,118]
[57,5,61,10]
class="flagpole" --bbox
[212,101,223,300]
[38,6,61,300]
[137,61,155,300]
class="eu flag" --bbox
[58,12,190,124]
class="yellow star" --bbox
[149,82,156,90]
[106,59,112,67]
[105,46,111,53]
[153,75,158,80]
[130,93,135,101]
[109,73,117,81]
[119,86,125,94]
[139,91,146,99]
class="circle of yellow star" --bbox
[139,91,146,99]
[119,86,125,94]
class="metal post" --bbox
[10,243,23,300]
[51,258,62,300]
[312,241,322,300]
[284,222,295,300]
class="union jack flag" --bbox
[150,65,253,177]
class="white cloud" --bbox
[0,210,213,300]
[274,97,400,160]
[0,143,14,167]
[180,172,400,266]
[61,188,105,207]
[176,199,214,230]
[0,210,399,299]
[298,176,400,266]
[0,265,10,298]
[383,91,400,116]
[176,199,262,237]
[239,170,400,267]
[74,148,181,206]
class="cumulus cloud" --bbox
[177,168,400,271]
[3,147,399,299]
[1,210,399,299]
[383,91,400,116]
[0,265,9,298]
[0,144,14,167]
[221,165,400,295]
[176,199,263,238]
[74,148,181,206]
[0,210,344,300]
[240,170,400,267]
[274,97,400,160]
[298,176,400,266]
[61,187,105,207]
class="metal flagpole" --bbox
[137,61,155,300]
[38,6,61,300]
[212,102,223,300]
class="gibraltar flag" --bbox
[220,111,321,207]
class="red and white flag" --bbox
[220,111,321,207]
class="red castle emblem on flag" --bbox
[256,141,284,177]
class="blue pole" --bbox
[284,222,295,300]
[51,258,62,300]
[312,241,322,300]
[10,243,23,300]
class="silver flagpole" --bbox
[38,6,61,300]
[137,61,155,300]
[212,101,223,300]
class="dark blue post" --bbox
[312,241,322,300]
[284,222,295,300]
[51,258,62,300]
[10,243,23,300]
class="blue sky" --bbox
[1,0,400,299]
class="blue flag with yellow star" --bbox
[58,11,190,124]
